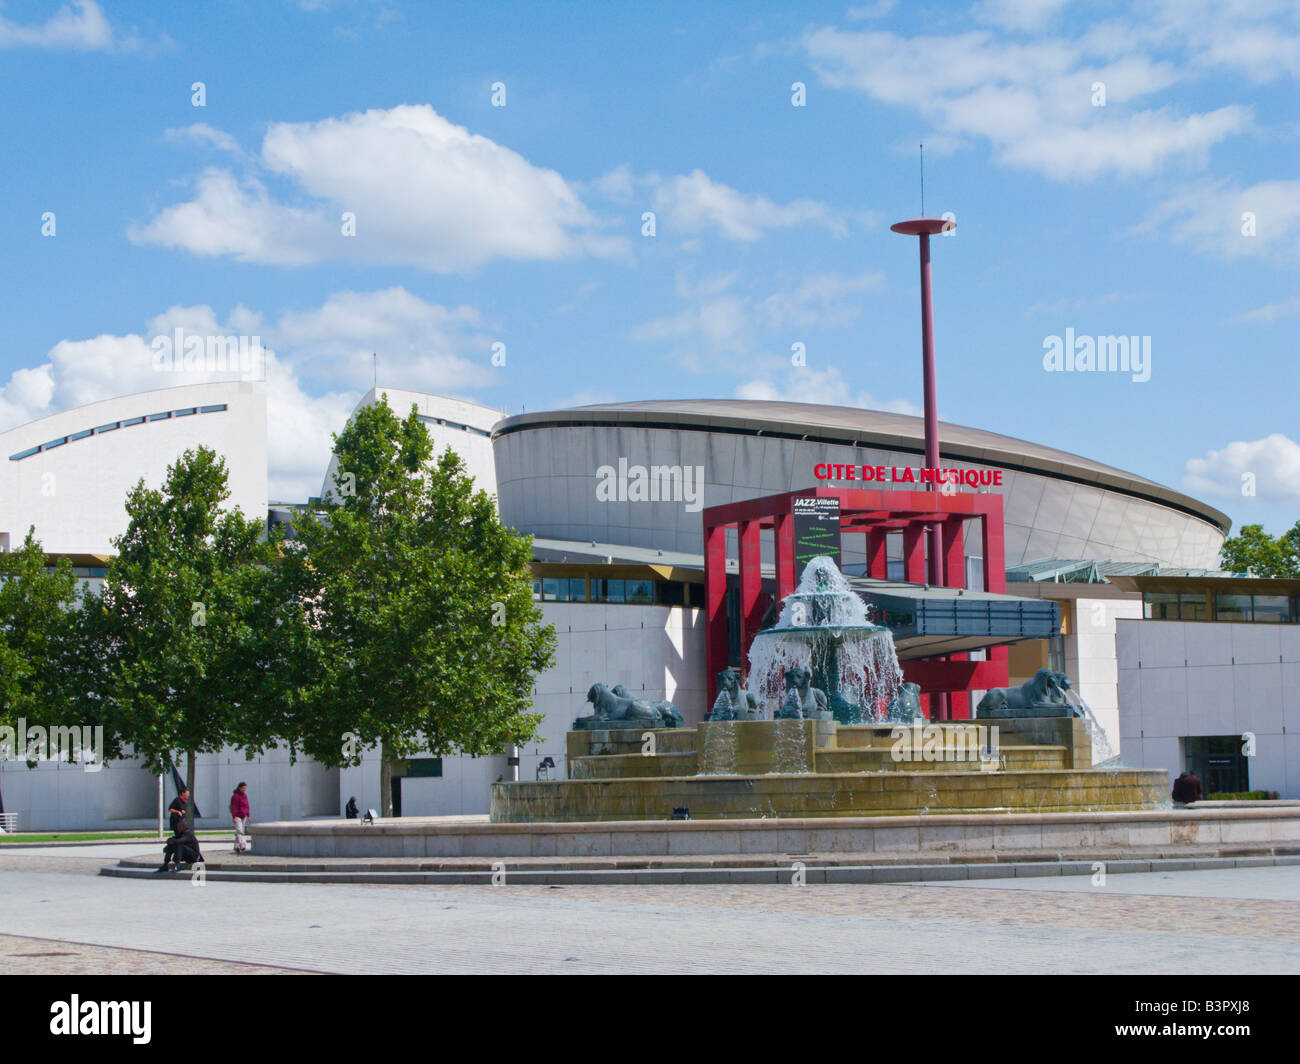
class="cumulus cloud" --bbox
[0,0,161,53]
[631,270,886,375]
[801,21,1252,182]
[1232,296,1300,323]
[736,366,922,416]
[0,288,497,500]
[652,170,854,241]
[1141,180,1300,261]
[164,123,245,157]
[132,105,624,272]
[1183,434,1300,502]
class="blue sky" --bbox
[0,0,1295,537]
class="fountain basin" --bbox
[495,718,1163,823]
[491,767,1169,822]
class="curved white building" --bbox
[492,399,1231,570]
[0,381,268,556]
[319,387,500,502]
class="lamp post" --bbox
[890,216,953,586]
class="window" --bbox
[43,436,68,450]
[1143,592,1180,620]
[625,579,654,604]
[1251,596,1293,624]
[198,404,228,414]
[1180,593,1209,621]
[94,422,119,434]
[1184,736,1248,795]
[147,411,171,422]
[8,446,41,461]
[406,757,442,778]
[1214,594,1253,622]
[122,417,145,427]
[596,579,625,603]
[173,407,197,417]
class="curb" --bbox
[100,852,1300,886]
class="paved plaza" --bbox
[0,845,1296,974]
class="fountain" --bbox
[746,556,904,723]
[491,556,1168,822]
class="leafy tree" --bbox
[288,396,555,815]
[1219,521,1300,577]
[0,529,83,813]
[79,447,290,807]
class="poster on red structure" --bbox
[792,496,841,573]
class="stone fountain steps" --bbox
[492,768,1169,822]
[569,744,1072,779]
[815,745,1069,774]
[571,752,700,779]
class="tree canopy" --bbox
[288,397,555,813]
[79,447,290,800]
[1219,521,1300,578]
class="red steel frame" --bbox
[703,486,1009,720]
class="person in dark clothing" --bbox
[168,788,190,833]
[156,818,203,872]
[1172,772,1205,804]
[344,796,359,820]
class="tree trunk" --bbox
[379,741,393,818]
[186,750,197,818]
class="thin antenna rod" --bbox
[919,143,925,215]
[372,352,377,389]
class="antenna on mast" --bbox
[919,143,925,215]
[372,352,377,390]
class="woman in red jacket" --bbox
[230,782,251,853]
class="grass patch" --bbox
[0,830,229,844]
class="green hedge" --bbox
[1206,790,1279,801]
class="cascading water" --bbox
[1063,688,1116,765]
[746,556,904,723]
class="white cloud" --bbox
[132,105,624,272]
[0,288,497,500]
[652,170,852,241]
[0,0,161,53]
[1232,296,1300,323]
[761,272,884,328]
[802,23,1251,182]
[164,124,245,157]
[1141,180,1300,260]
[0,0,111,50]
[736,366,922,416]
[1183,434,1300,502]
[973,0,1070,32]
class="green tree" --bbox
[1219,521,1300,577]
[80,447,290,807]
[0,529,82,789]
[289,397,555,815]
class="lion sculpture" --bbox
[774,666,829,720]
[976,669,1077,718]
[611,684,685,727]
[708,668,758,721]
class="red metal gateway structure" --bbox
[703,485,1010,721]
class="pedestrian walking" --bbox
[230,782,251,853]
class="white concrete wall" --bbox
[335,602,707,816]
[0,381,267,556]
[1066,597,1144,762]
[0,746,338,833]
[1117,619,1300,798]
